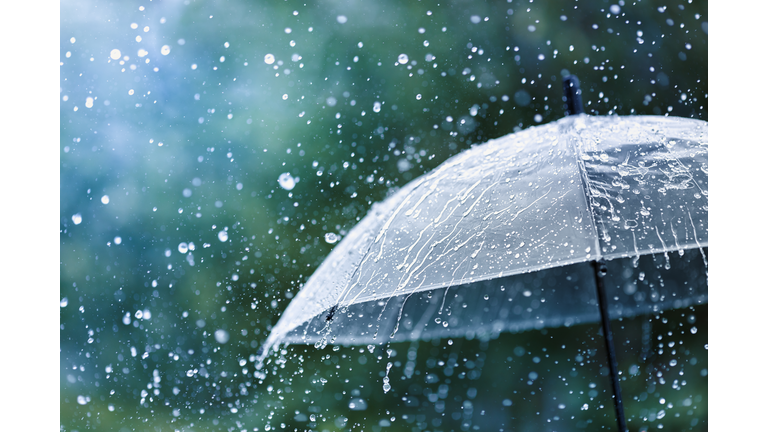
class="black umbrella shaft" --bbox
[563,75,584,115]
[592,259,628,432]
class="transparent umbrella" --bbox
[259,77,708,431]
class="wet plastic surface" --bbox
[263,115,708,354]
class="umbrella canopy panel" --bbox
[265,115,708,351]
[284,247,707,346]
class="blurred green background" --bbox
[60,0,707,430]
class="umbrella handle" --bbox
[563,75,585,116]
[593,259,628,432]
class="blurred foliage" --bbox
[61,0,707,430]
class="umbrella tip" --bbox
[562,75,584,116]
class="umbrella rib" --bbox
[572,122,627,431]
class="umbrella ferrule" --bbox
[563,75,585,116]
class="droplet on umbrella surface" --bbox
[101,195,110,204]
[264,53,275,64]
[178,242,189,253]
[214,329,230,343]
[325,233,339,244]
[218,230,229,242]
[161,45,171,55]
[278,172,296,190]
[110,49,121,60]
[71,213,82,225]
[348,398,368,411]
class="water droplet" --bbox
[337,15,347,24]
[397,54,409,64]
[77,395,88,405]
[114,236,122,245]
[278,172,296,190]
[161,45,171,55]
[214,329,230,343]
[110,49,121,60]
[264,53,275,65]
[71,213,82,225]
[346,397,368,411]
[178,242,189,253]
[218,230,229,242]
[373,101,381,112]
[60,298,68,307]
[101,195,110,204]
[325,233,339,244]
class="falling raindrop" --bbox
[397,54,409,64]
[348,398,367,411]
[373,102,381,113]
[71,213,82,225]
[325,233,339,244]
[264,54,275,65]
[161,45,171,55]
[214,329,230,343]
[101,195,110,204]
[278,172,296,190]
[218,230,229,242]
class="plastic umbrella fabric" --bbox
[261,113,708,354]
[258,77,708,431]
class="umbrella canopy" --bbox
[261,113,708,357]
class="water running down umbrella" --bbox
[259,76,707,431]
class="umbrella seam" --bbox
[570,115,604,260]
